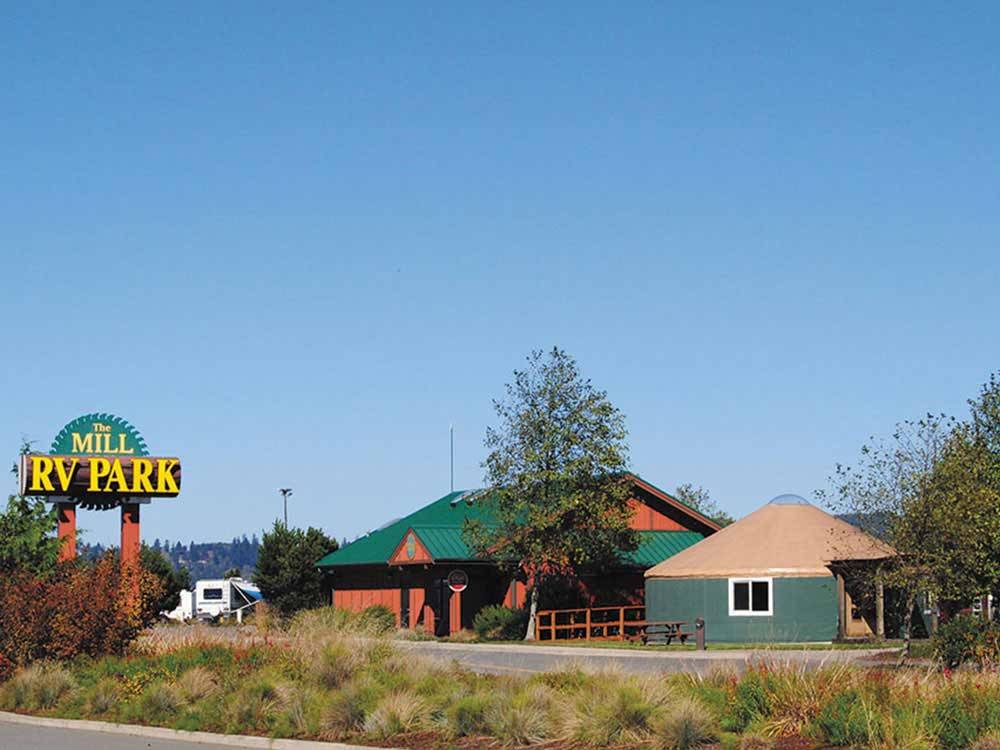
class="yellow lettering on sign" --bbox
[105,460,129,492]
[89,458,111,492]
[71,433,93,453]
[115,434,134,454]
[29,456,55,492]
[132,458,154,493]
[52,457,79,492]
[156,459,180,494]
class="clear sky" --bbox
[4,4,998,546]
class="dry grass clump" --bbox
[177,665,218,703]
[140,682,180,717]
[312,640,367,688]
[971,733,1000,750]
[485,684,556,745]
[739,733,775,750]
[445,691,494,737]
[227,678,280,732]
[563,680,660,745]
[0,663,77,711]
[363,690,429,738]
[320,678,380,739]
[275,682,318,735]
[653,697,718,750]
[135,623,264,655]
[88,678,118,714]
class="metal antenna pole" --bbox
[279,488,293,527]
[450,425,454,493]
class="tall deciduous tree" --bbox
[466,348,636,640]
[673,483,734,526]
[256,523,338,615]
[825,413,1000,660]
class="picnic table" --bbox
[638,620,693,645]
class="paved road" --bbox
[401,640,893,676]
[0,720,234,750]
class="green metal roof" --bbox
[315,487,705,569]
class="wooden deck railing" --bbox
[535,605,646,642]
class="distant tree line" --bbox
[81,535,261,581]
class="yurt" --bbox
[644,494,895,642]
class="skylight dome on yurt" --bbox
[769,493,810,505]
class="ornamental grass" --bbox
[7,606,1000,749]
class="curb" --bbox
[400,640,898,662]
[0,710,385,749]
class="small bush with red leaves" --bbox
[0,554,162,670]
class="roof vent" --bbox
[451,488,491,506]
[769,493,810,505]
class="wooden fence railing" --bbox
[535,605,646,642]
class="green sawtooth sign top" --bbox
[50,413,150,456]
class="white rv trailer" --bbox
[192,578,262,622]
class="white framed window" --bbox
[729,577,773,616]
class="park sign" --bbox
[19,413,182,501]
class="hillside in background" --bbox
[82,536,262,581]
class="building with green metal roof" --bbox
[316,474,719,636]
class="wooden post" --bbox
[56,502,77,561]
[121,502,141,565]
[619,606,625,642]
[449,589,462,636]
[876,581,885,639]
[585,608,592,641]
[423,602,435,636]
[836,574,846,640]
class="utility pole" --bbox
[278,488,293,527]
[450,424,454,493]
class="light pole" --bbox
[279,488,293,527]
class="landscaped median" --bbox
[1,607,999,750]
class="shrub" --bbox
[357,605,396,634]
[363,690,428,738]
[485,685,553,745]
[934,690,982,750]
[654,698,718,750]
[0,555,162,668]
[727,670,771,731]
[813,689,884,746]
[447,692,493,737]
[473,606,529,641]
[936,615,988,669]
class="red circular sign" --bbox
[447,569,468,593]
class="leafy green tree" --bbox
[673,483,734,526]
[465,347,637,639]
[256,523,338,615]
[139,544,191,614]
[825,413,1000,660]
[1,442,61,575]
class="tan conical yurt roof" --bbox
[644,495,894,580]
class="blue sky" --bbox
[4,3,998,546]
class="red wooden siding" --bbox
[627,497,686,530]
